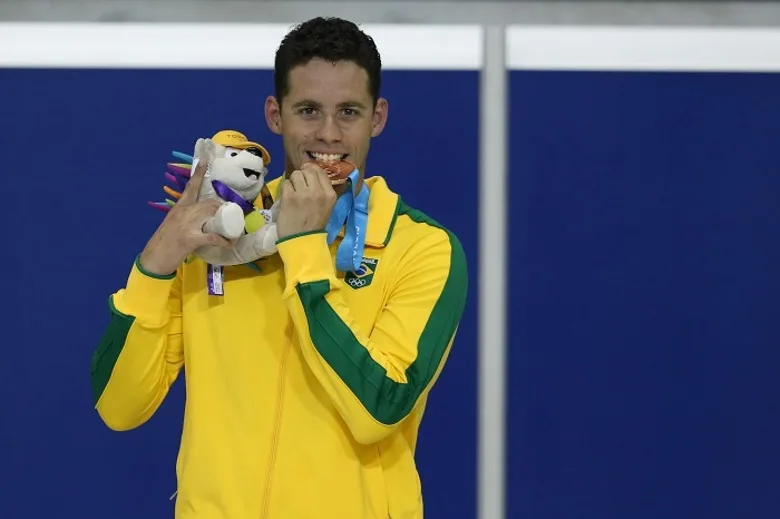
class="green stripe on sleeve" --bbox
[90,296,135,405]
[295,203,468,425]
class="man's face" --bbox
[265,58,388,193]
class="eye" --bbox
[245,147,263,158]
[297,106,318,117]
[224,147,240,158]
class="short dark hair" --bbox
[273,17,382,106]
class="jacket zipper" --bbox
[259,321,292,518]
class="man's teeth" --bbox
[310,152,345,163]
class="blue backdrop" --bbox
[0,68,479,518]
[508,70,780,519]
[1,64,778,519]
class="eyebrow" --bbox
[291,99,368,110]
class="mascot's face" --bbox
[209,143,268,201]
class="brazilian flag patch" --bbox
[345,257,379,290]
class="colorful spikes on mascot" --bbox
[149,130,279,275]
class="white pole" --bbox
[478,23,508,519]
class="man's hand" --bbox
[138,159,233,276]
[276,163,338,240]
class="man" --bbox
[90,16,468,519]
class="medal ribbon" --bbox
[325,167,369,273]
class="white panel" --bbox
[0,22,483,70]
[507,25,780,71]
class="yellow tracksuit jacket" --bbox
[90,176,468,519]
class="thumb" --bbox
[179,158,209,204]
[279,178,294,204]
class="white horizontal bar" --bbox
[0,22,483,70]
[507,25,780,72]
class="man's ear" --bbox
[265,96,282,135]
[371,98,389,138]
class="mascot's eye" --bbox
[245,147,263,158]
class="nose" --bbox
[315,114,342,143]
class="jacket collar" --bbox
[261,175,399,248]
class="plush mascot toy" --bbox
[149,130,279,279]
[150,129,367,295]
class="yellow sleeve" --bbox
[276,229,468,444]
[89,256,184,431]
